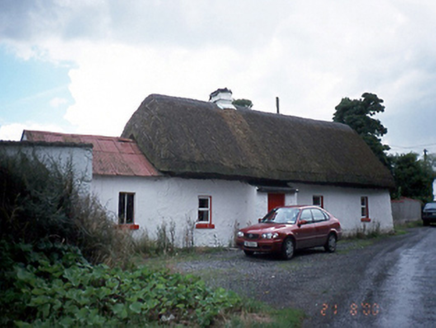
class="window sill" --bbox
[117,224,140,230]
[361,218,371,222]
[195,223,215,229]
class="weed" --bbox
[155,219,177,255]
[182,215,196,249]
[223,299,305,328]
[132,228,158,255]
[345,221,382,240]
[393,219,423,235]
[229,219,240,248]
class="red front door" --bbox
[268,193,285,212]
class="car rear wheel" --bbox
[423,220,430,226]
[281,237,294,260]
[324,233,337,253]
[244,250,254,256]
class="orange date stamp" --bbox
[321,302,380,316]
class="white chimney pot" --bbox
[209,88,236,110]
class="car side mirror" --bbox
[258,218,262,223]
[299,219,307,226]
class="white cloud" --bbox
[2,0,436,153]
[63,42,243,136]
[0,123,65,141]
[49,97,68,108]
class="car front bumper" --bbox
[236,238,283,253]
[422,214,436,223]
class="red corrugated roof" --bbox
[22,130,160,177]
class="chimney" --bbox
[209,88,236,109]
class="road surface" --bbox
[174,226,436,328]
[325,227,436,328]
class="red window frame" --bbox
[118,192,139,230]
[196,195,215,229]
[313,195,324,208]
[360,196,371,222]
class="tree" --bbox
[333,93,390,166]
[389,152,435,203]
[232,98,253,108]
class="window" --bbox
[198,196,210,222]
[300,209,313,223]
[262,207,300,224]
[119,192,135,224]
[196,196,214,229]
[311,208,327,222]
[313,195,324,208]
[361,196,369,218]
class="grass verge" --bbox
[393,220,423,235]
[222,299,305,328]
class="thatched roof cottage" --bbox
[22,89,395,246]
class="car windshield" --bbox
[424,203,436,210]
[261,208,300,224]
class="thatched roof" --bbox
[122,94,395,189]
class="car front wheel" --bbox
[324,233,337,253]
[281,237,294,260]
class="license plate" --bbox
[244,241,258,247]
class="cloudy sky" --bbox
[1,0,436,155]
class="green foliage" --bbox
[389,152,435,203]
[0,152,134,267]
[0,152,77,244]
[0,241,242,327]
[232,98,253,108]
[333,93,390,166]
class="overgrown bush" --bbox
[0,152,133,267]
[0,241,241,327]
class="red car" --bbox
[236,205,342,260]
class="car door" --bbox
[295,209,316,249]
[311,208,330,246]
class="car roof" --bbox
[276,205,322,209]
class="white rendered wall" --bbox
[285,193,298,206]
[293,183,394,234]
[1,143,93,195]
[92,176,263,247]
[91,175,394,247]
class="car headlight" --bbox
[261,232,279,239]
[237,231,244,238]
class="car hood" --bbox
[241,223,290,233]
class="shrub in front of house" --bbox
[0,152,134,267]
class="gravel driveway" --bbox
[175,229,419,327]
